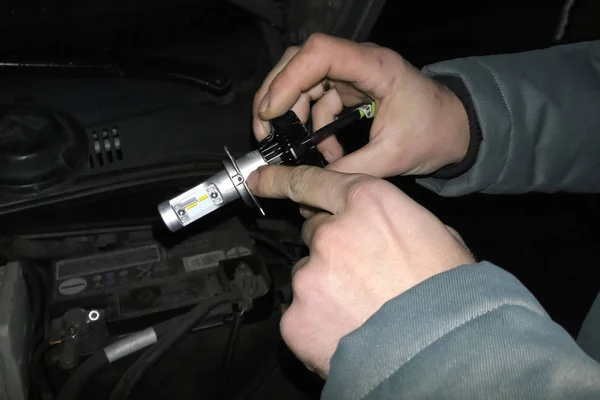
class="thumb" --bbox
[325,142,395,178]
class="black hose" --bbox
[110,296,238,400]
[54,315,182,400]
[55,351,109,400]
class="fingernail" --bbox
[299,206,315,219]
[247,170,259,192]
[253,118,266,140]
[322,150,333,163]
[303,362,315,373]
[258,92,271,115]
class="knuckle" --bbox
[253,92,265,112]
[279,304,299,341]
[362,41,381,48]
[288,165,313,198]
[269,72,283,92]
[255,166,275,194]
[375,46,400,65]
[311,221,341,253]
[291,256,309,275]
[283,45,300,59]
[345,176,381,205]
[300,219,312,242]
[313,222,338,247]
[253,86,265,103]
[445,225,467,247]
[371,47,404,96]
[304,33,334,55]
[292,266,317,298]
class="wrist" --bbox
[443,87,470,164]
[429,74,482,180]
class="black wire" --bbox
[53,313,184,400]
[21,263,43,331]
[110,296,239,400]
[232,340,287,400]
[308,109,362,146]
[55,351,110,400]
[216,310,245,399]
[29,340,52,400]
[25,263,56,400]
[243,364,281,400]
[248,232,298,264]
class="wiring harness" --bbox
[56,263,262,400]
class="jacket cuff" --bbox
[429,75,483,179]
[321,262,547,400]
[415,57,513,197]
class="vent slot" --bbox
[89,127,123,168]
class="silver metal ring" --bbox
[223,146,265,215]
[88,310,100,321]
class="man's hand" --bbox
[247,165,475,377]
[252,33,470,177]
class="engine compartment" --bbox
[0,3,327,399]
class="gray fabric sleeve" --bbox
[578,293,600,362]
[417,40,600,196]
[322,262,600,400]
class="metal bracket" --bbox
[223,146,265,216]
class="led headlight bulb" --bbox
[158,103,375,232]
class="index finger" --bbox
[247,165,358,215]
[259,34,388,120]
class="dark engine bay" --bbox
[1,1,600,399]
[0,2,383,399]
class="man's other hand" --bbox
[252,33,470,177]
[247,165,475,377]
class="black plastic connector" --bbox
[258,111,326,167]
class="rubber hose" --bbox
[110,297,237,400]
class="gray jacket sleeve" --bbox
[322,263,600,399]
[417,40,600,196]
[321,43,600,399]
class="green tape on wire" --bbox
[356,101,376,119]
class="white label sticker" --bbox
[58,277,87,296]
[182,250,226,272]
[172,186,215,224]
[226,246,252,259]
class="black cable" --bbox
[233,339,288,400]
[217,310,245,399]
[31,266,55,400]
[23,263,53,400]
[55,351,109,400]
[54,314,183,400]
[248,232,298,264]
[308,109,363,145]
[110,296,239,400]
[21,263,43,330]
[243,364,281,400]
[289,103,375,163]
[29,340,51,400]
